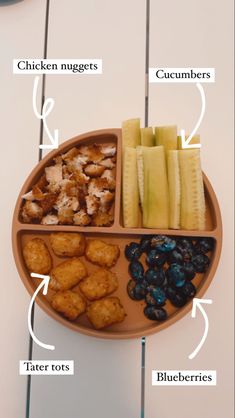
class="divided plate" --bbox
[12,129,222,339]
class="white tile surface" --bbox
[146,1,234,417]
[0,1,47,417]
[30,1,145,417]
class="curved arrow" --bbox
[32,76,59,150]
[180,82,205,149]
[188,297,212,360]
[28,273,55,351]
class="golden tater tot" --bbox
[23,238,52,274]
[50,232,86,257]
[49,258,87,291]
[85,239,120,268]
[86,297,125,329]
[51,290,86,321]
[79,268,118,301]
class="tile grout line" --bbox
[25,1,51,418]
[142,1,150,418]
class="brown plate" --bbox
[12,129,222,339]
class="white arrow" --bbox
[32,76,59,150]
[188,297,212,360]
[28,273,55,351]
[180,82,205,149]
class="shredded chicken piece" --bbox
[85,195,99,215]
[54,190,79,212]
[39,193,58,214]
[84,164,105,177]
[99,158,115,169]
[73,209,91,226]
[22,191,34,201]
[45,163,63,184]
[99,191,115,212]
[62,147,80,162]
[100,144,116,157]
[91,211,114,226]
[58,208,74,224]
[41,214,59,225]
[78,144,104,163]
[21,201,43,223]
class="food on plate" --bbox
[122,118,206,230]
[79,268,118,301]
[51,290,86,321]
[122,118,141,148]
[86,297,126,329]
[85,239,120,268]
[140,127,154,147]
[23,238,52,274]
[167,151,180,229]
[155,125,177,151]
[143,146,169,228]
[179,149,205,230]
[122,147,139,227]
[50,232,86,257]
[21,143,116,226]
[49,258,87,291]
[125,235,213,321]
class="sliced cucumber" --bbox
[136,146,145,210]
[122,118,141,149]
[167,151,180,229]
[179,149,205,230]
[140,127,154,147]
[155,125,178,151]
[122,147,140,227]
[143,146,169,228]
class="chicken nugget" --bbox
[51,290,86,321]
[23,238,52,274]
[49,258,87,291]
[80,268,118,301]
[50,232,86,257]
[85,239,120,268]
[86,297,125,329]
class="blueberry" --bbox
[133,283,146,300]
[168,249,183,264]
[191,253,210,273]
[176,238,194,262]
[181,282,196,298]
[165,286,177,300]
[127,280,136,300]
[151,287,167,307]
[144,306,167,321]
[151,235,176,252]
[166,263,186,288]
[125,242,141,261]
[129,260,144,281]
[139,236,152,253]
[183,262,196,280]
[145,292,157,306]
[145,268,165,286]
[168,292,187,307]
[146,249,167,267]
[194,238,214,254]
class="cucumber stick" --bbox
[143,146,169,228]
[122,147,139,227]
[179,149,205,230]
[122,118,141,148]
[155,125,178,151]
[167,151,180,229]
[177,134,201,149]
[136,146,144,210]
[140,127,154,147]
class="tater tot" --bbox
[49,232,86,257]
[23,238,52,274]
[86,297,125,329]
[49,258,87,291]
[79,268,118,301]
[85,239,120,268]
[51,290,86,321]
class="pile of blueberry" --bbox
[125,235,214,322]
